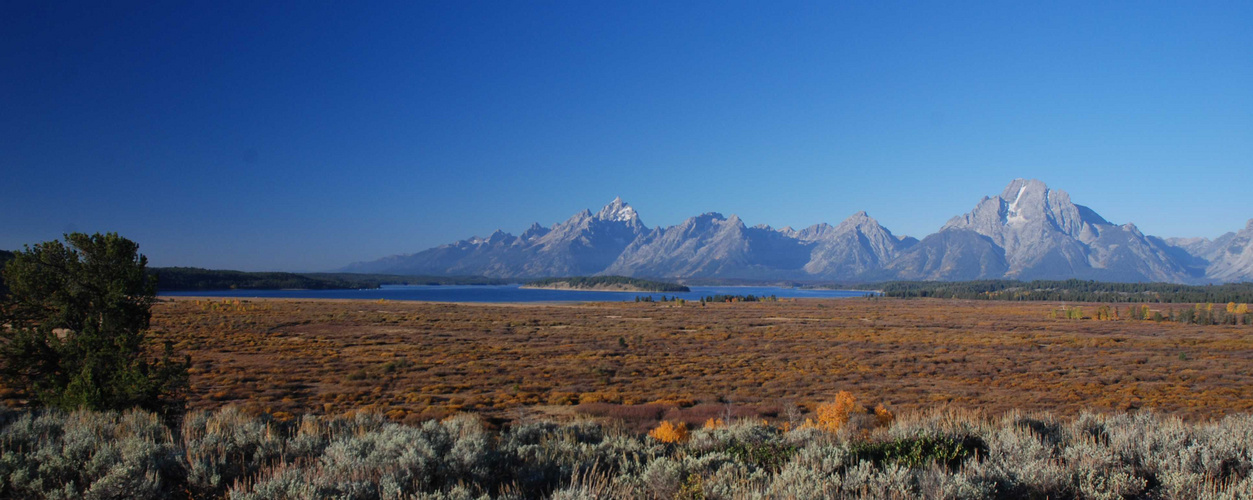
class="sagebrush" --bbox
[1,406,1252,499]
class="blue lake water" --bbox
[159,284,872,303]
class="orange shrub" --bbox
[810,391,864,433]
[874,403,894,426]
[649,420,689,443]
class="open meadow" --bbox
[115,296,1253,426]
[9,296,1253,498]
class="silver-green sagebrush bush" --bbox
[2,406,1253,499]
[0,408,182,499]
[228,413,498,499]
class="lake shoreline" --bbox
[159,284,871,304]
[519,284,681,293]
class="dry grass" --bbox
[47,296,1253,423]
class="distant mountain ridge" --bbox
[888,179,1195,282]
[342,180,1253,283]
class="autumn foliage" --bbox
[112,297,1253,422]
[808,391,864,432]
[648,420,689,443]
[874,403,895,426]
[703,417,725,429]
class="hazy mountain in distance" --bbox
[797,211,918,280]
[343,182,1253,283]
[881,229,1010,281]
[889,179,1196,282]
[341,197,646,278]
[602,212,812,279]
[1173,220,1253,283]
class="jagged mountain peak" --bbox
[1000,178,1048,201]
[484,229,516,246]
[548,198,647,235]
[343,179,1251,283]
[944,178,1089,236]
[800,211,912,279]
[796,223,835,241]
[838,211,881,231]
[796,213,886,242]
[520,223,550,240]
[922,178,1195,282]
[994,179,1107,229]
[566,208,594,223]
[999,178,1057,226]
[595,197,641,224]
[1198,220,1253,282]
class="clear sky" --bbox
[2,1,1250,271]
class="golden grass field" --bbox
[133,297,1253,424]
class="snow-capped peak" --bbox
[596,197,639,223]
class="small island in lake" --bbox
[522,276,690,293]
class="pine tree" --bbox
[0,233,189,414]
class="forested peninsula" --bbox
[863,279,1253,303]
[523,276,690,292]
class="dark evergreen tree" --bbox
[0,233,189,414]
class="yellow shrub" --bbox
[547,392,578,405]
[649,420,689,443]
[813,391,864,433]
[874,404,894,426]
[703,417,725,429]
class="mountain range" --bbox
[343,179,1253,284]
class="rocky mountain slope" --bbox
[602,213,809,280]
[344,181,1253,283]
[1171,220,1253,283]
[888,179,1195,282]
[342,197,646,277]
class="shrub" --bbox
[649,421,689,443]
[849,434,985,470]
[810,391,864,433]
[1,405,1253,499]
[875,404,895,427]
[181,407,286,497]
[0,408,183,499]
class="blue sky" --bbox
[2,1,1250,271]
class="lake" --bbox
[159,284,872,303]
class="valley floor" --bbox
[45,296,1251,424]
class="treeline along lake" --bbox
[158,284,871,303]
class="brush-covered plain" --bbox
[2,405,1252,499]
[71,297,1253,424]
